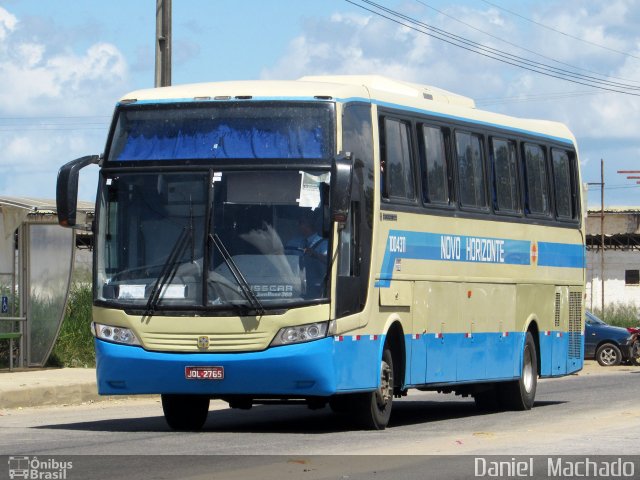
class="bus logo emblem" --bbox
[197,336,210,350]
[530,241,538,266]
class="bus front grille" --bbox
[141,332,272,352]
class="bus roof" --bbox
[120,75,576,145]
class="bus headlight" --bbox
[271,322,329,346]
[92,322,140,346]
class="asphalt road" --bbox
[1,366,639,479]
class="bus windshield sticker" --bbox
[297,171,329,209]
[117,284,146,299]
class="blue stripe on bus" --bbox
[406,330,582,385]
[537,241,586,268]
[376,230,584,288]
[95,328,581,396]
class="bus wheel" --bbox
[499,332,537,411]
[161,394,210,431]
[355,347,394,430]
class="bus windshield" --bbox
[96,169,331,312]
[107,103,334,162]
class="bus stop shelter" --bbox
[0,196,93,368]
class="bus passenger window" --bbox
[523,144,549,215]
[455,131,487,208]
[420,125,449,205]
[383,118,416,201]
[491,138,519,213]
[552,149,574,219]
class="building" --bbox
[586,207,640,311]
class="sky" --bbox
[1,0,640,208]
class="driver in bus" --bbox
[289,216,328,262]
[287,216,328,298]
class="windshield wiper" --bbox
[209,233,265,316]
[144,226,191,317]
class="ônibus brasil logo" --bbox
[8,456,73,479]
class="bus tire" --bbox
[161,394,210,431]
[499,332,537,411]
[355,347,394,430]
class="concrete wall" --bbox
[586,210,640,235]
[586,249,640,310]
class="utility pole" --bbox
[588,159,605,316]
[600,159,604,317]
[155,0,172,87]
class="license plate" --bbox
[185,366,224,380]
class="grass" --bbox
[590,302,640,329]
[47,283,95,368]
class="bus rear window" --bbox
[107,103,334,162]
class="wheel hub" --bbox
[376,360,393,408]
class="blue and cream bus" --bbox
[57,75,585,430]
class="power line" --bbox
[0,115,110,120]
[345,0,640,96]
[351,0,640,90]
[479,0,640,61]
[0,115,110,131]
[587,184,640,191]
[0,127,107,132]
[413,0,640,87]
[476,90,603,106]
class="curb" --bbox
[0,361,633,410]
[0,382,100,409]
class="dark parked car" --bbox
[584,311,636,366]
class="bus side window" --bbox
[455,131,487,209]
[551,148,574,220]
[420,125,450,205]
[491,138,520,213]
[523,143,550,216]
[382,118,416,202]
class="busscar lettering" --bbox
[251,285,294,298]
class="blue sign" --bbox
[1,296,8,314]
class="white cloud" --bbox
[0,7,129,200]
[0,41,127,116]
[0,6,17,43]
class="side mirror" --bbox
[330,152,353,227]
[56,155,100,228]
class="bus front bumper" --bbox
[95,337,342,397]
